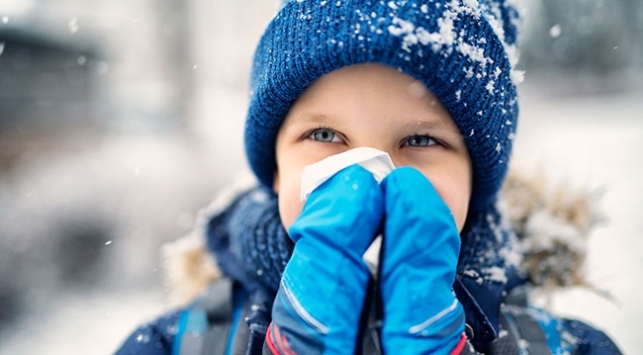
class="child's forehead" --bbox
[294,64,437,102]
[281,65,461,136]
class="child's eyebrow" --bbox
[294,113,340,125]
[400,118,460,134]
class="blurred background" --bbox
[0,0,641,353]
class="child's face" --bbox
[273,63,472,232]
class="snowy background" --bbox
[1,0,642,354]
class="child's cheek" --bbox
[433,182,470,233]
[278,187,306,233]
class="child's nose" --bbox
[350,143,399,165]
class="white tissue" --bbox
[299,147,395,202]
[299,147,395,278]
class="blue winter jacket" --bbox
[115,184,622,355]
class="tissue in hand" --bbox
[299,147,395,277]
[299,147,395,202]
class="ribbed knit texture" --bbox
[245,0,522,210]
[207,187,292,294]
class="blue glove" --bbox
[380,167,466,354]
[266,165,383,354]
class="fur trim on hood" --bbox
[499,168,605,293]
[161,168,604,307]
[161,172,257,307]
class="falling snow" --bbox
[68,17,79,33]
[1,1,640,354]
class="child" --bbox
[117,0,621,354]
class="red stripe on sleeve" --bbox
[450,333,468,355]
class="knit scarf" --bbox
[206,185,523,351]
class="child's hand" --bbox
[380,167,467,354]
[265,165,383,354]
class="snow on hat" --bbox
[245,0,523,210]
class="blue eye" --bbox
[309,128,341,143]
[405,135,437,147]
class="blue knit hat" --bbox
[245,0,523,210]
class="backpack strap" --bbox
[174,278,236,355]
[491,304,552,355]
[488,286,555,355]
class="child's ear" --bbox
[273,171,280,194]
